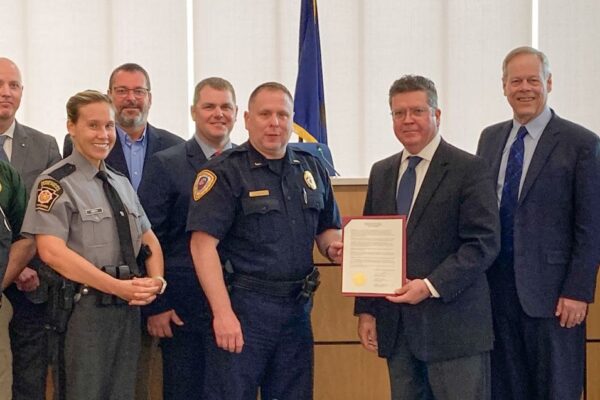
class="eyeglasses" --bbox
[112,87,150,98]
[391,107,431,120]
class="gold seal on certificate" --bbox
[341,216,406,296]
[352,272,367,286]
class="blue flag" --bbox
[293,0,327,144]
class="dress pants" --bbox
[5,286,48,400]
[387,328,490,400]
[490,277,585,400]
[160,323,209,400]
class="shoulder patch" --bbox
[193,170,217,201]
[36,179,63,212]
[48,163,76,181]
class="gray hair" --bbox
[502,46,551,81]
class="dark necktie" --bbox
[499,126,528,262]
[396,156,423,217]
[95,171,140,276]
[0,135,9,162]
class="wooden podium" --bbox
[312,178,390,400]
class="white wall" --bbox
[1,0,598,177]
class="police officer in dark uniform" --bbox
[21,90,165,400]
[187,82,343,400]
[0,160,35,400]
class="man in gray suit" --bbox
[477,46,600,400]
[355,75,500,400]
[0,57,61,400]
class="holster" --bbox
[296,268,321,302]
[136,244,152,276]
[46,278,77,334]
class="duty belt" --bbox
[74,265,132,305]
[228,267,320,301]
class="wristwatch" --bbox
[154,276,167,295]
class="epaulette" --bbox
[288,146,313,157]
[106,164,126,177]
[48,163,76,181]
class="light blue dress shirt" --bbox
[117,125,148,191]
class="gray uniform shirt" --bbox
[21,149,150,271]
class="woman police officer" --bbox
[21,90,165,399]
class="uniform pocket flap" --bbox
[241,197,281,215]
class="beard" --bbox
[116,101,149,128]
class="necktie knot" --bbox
[96,170,109,183]
[407,156,422,170]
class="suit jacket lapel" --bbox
[139,123,161,185]
[490,122,512,184]
[380,153,402,215]
[186,139,208,171]
[144,124,160,162]
[10,121,28,173]
[519,115,560,205]
[107,133,130,179]
[407,141,449,238]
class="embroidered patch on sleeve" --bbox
[35,179,63,212]
[193,170,217,201]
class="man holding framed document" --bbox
[353,75,500,400]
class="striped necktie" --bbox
[499,126,528,262]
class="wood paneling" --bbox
[313,266,358,341]
[314,344,390,400]
[586,274,600,339]
[587,343,600,400]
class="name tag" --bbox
[249,190,270,198]
[84,208,104,216]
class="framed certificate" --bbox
[341,216,406,296]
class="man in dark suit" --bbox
[0,57,62,400]
[138,77,237,400]
[477,46,600,400]
[355,75,500,400]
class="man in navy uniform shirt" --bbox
[187,82,343,400]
